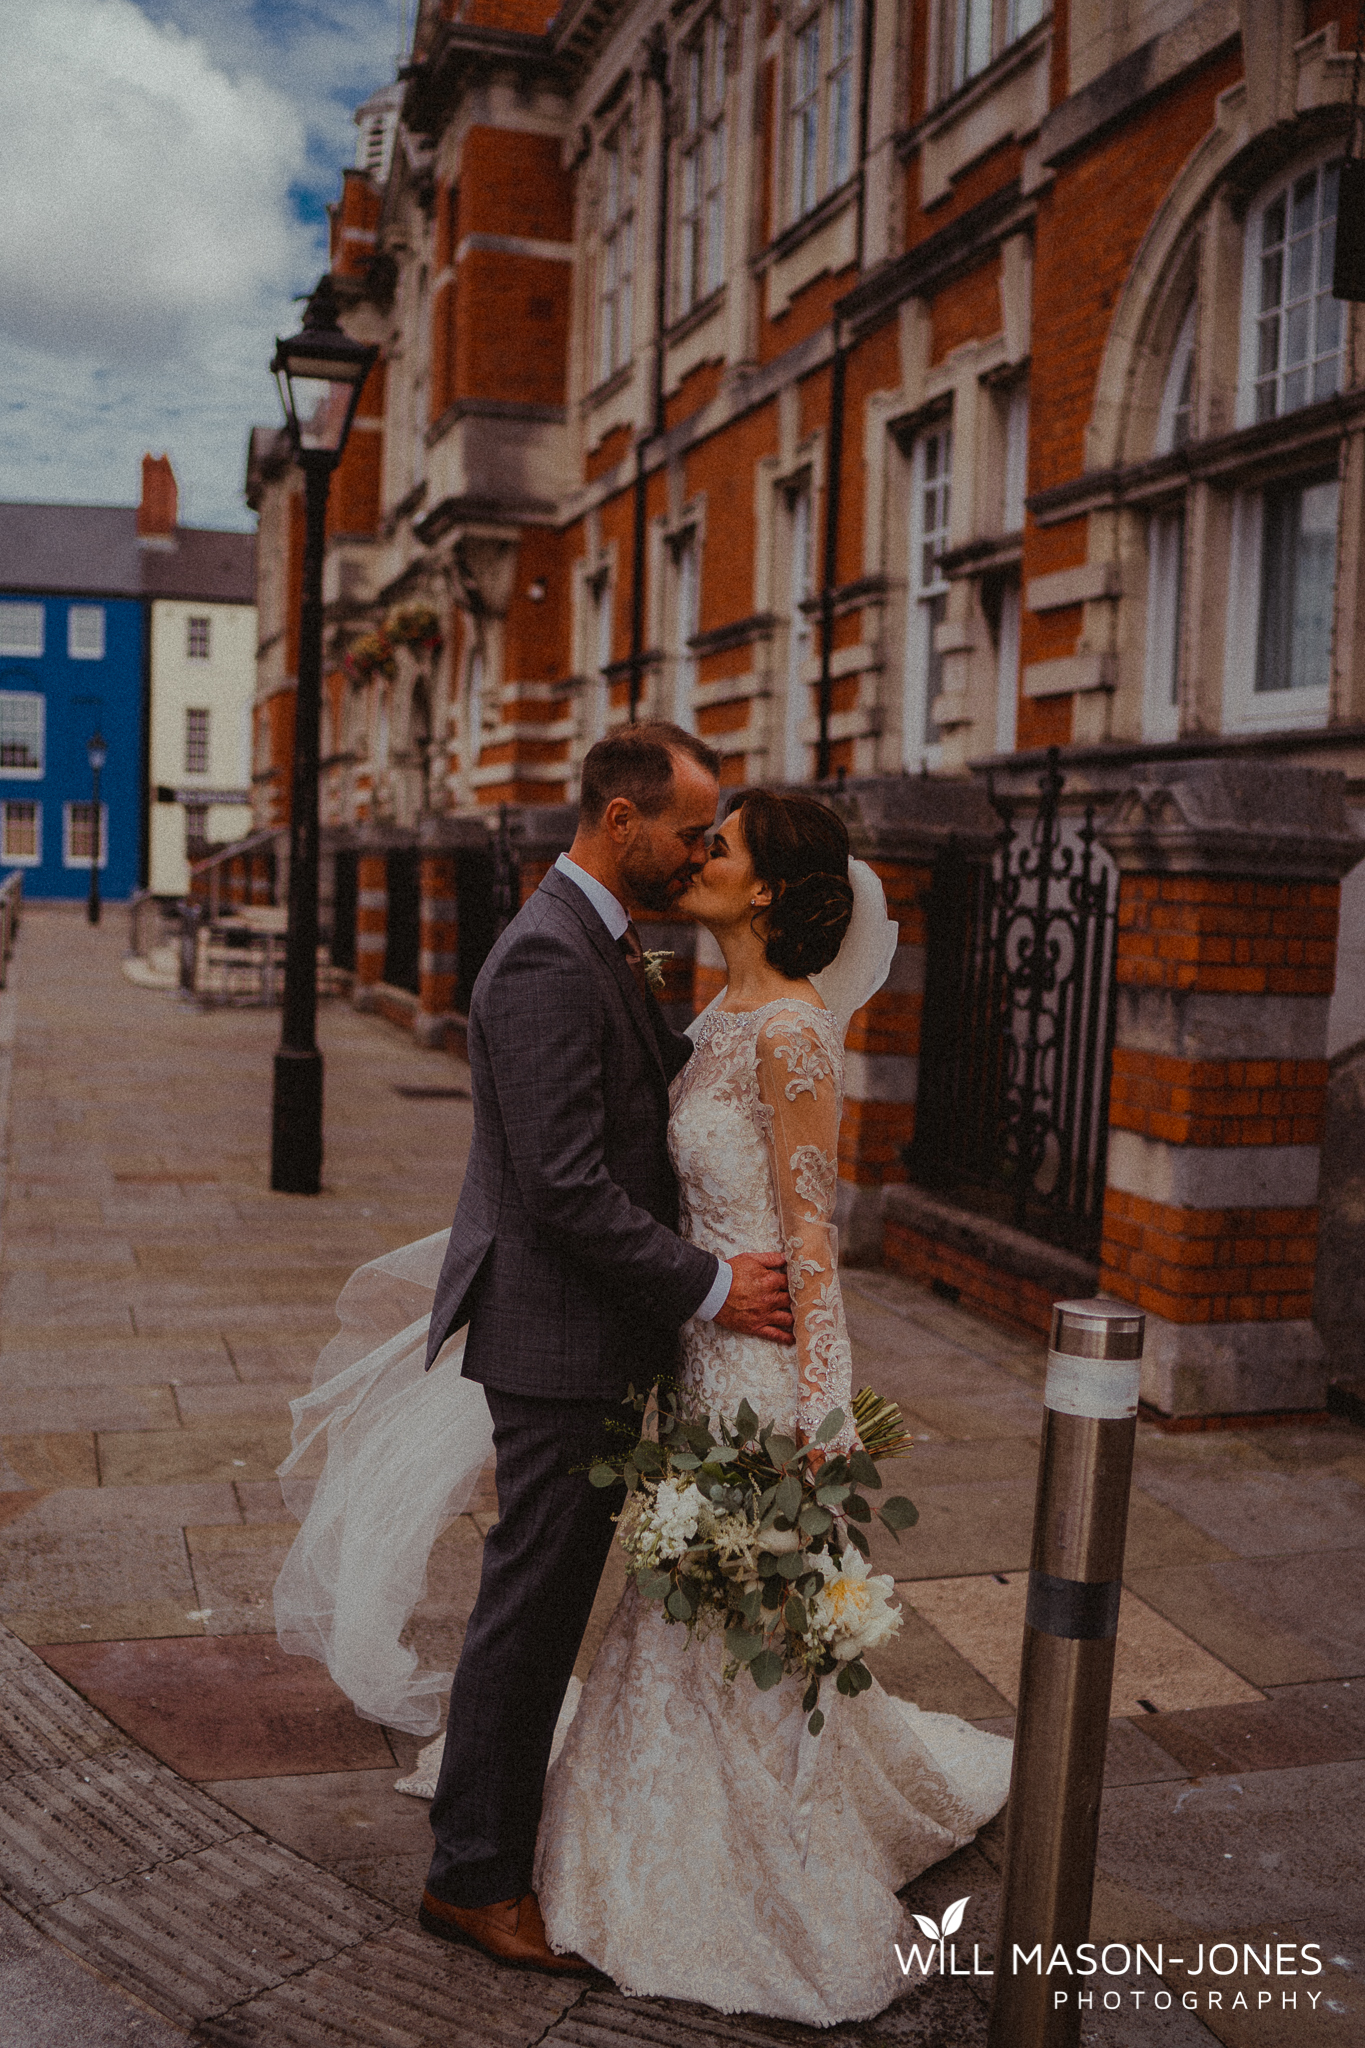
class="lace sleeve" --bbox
[753,1007,857,1453]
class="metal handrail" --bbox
[189,827,285,923]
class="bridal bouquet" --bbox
[589,1387,917,1735]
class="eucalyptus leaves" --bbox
[590,1386,918,1735]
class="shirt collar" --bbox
[555,852,630,941]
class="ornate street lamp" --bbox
[269,276,378,1194]
[86,731,106,926]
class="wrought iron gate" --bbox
[907,750,1118,1259]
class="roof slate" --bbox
[0,504,255,604]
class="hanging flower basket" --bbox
[385,601,443,655]
[345,630,397,685]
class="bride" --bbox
[275,774,1010,2028]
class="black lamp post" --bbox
[269,276,378,1194]
[86,731,106,926]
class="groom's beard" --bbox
[623,857,699,915]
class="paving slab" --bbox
[904,1575,1262,1716]
[0,1528,199,1617]
[6,1602,211,1648]
[0,1747,245,1905]
[1131,1455,1365,1560]
[34,1834,393,2028]
[35,1634,394,1780]
[1137,1680,1365,1778]
[201,1768,432,1878]
[0,1386,179,1434]
[1129,1555,1365,1685]
[96,1420,295,1487]
[0,1896,190,2046]
[191,1923,581,2048]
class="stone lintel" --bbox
[1106,1128,1321,1209]
[417,815,490,851]
[1115,987,1332,1063]
[820,774,997,865]
[354,822,418,854]
[1140,1312,1327,1418]
[881,1181,1100,1298]
[1100,761,1364,880]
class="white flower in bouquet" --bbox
[809,1548,901,1663]
[636,1477,708,1565]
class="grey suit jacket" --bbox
[424,865,720,1399]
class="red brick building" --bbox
[245,2,1365,1417]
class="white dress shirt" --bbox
[554,852,731,1323]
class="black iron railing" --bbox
[907,749,1118,1259]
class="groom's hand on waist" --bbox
[713,1253,795,1345]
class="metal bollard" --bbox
[987,1297,1145,2048]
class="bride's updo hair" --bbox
[729,789,854,979]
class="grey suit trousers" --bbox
[424,1387,622,1908]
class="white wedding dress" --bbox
[532,998,1011,2025]
[273,865,1011,2028]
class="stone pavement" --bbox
[0,903,1361,2045]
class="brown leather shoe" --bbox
[418,1888,592,1975]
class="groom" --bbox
[419,722,793,1971]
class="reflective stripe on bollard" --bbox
[987,1298,1145,2048]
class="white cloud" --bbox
[0,0,400,529]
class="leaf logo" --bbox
[910,1896,970,1944]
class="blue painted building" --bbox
[0,465,254,903]
[0,577,145,902]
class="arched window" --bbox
[1240,155,1343,426]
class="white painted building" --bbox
[148,597,256,897]
[134,466,256,897]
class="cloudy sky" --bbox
[0,0,408,531]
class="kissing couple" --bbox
[275,723,1010,2027]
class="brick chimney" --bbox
[138,453,178,542]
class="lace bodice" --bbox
[668,997,855,1448]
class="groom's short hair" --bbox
[579,723,720,825]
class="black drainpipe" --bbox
[628,29,671,722]
[816,0,872,780]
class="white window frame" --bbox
[676,12,728,317]
[788,0,858,225]
[1143,508,1185,741]
[67,605,106,661]
[782,478,815,782]
[585,565,613,748]
[1156,300,1197,454]
[670,528,701,733]
[0,691,45,778]
[0,604,44,659]
[947,0,1045,94]
[995,581,1019,753]
[597,120,636,385]
[1001,382,1029,532]
[187,615,211,660]
[1238,152,1344,429]
[185,706,211,776]
[63,801,109,870]
[1,799,41,868]
[902,423,953,770]
[1223,475,1337,734]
